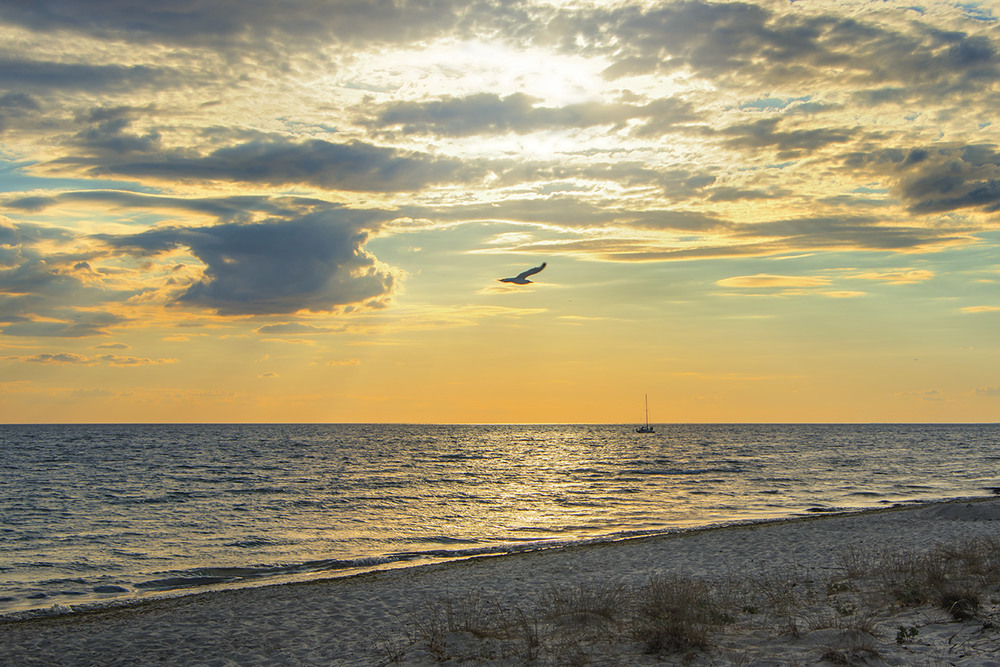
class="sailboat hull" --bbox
[636,394,654,433]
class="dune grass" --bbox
[379,534,1000,664]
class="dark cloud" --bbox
[595,1,777,76]
[0,92,40,111]
[0,0,475,47]
[70,106,162,156]
[4,196,57,212]
[896,146,1000,214]
[106,210,395,315]
[369,92,698,137]
[3,189,337,225]
[718,118,853,158]
[0,223,93,300]
[585,1,1000,96]
[0,219,19,253]
[0,220,130,336]
[845,144,1000,214]
[0,92,41,132]
[1,312,125,338]
[3,196,400,322]
[736,216,968,251]
[0,58,165,91]
[58,136,472,192]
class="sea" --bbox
[1,423,998,616]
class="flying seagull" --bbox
[499,262,546,285]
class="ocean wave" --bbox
[407,535,481,545]
[223,537,284,548]
[134,556,403,592]
[619,466,743,476]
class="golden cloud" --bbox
[716,274,831,288]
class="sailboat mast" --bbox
[644,393,649,427]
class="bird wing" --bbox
[515,262,546,280]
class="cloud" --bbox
[326,358,361,366]
[820,291,865,298]
[5,352,175,365]
[69,105,162,156]
[717,274,832,288]
[850,269,935,284]
[58,136,472,192]
[708,186,787,202]
[900,149,1000,214]
[732,217,971,253]
[1,197,402,332]
[7,352,90,364]
[254,323,340,335]
[961,305,1000,313]
[595,1,1000,95]
[3,189,337,225]
[0,58,167,92]
[0,220,135,337]
[368,92,698,137]
[106,210,396,315]
[975,385,1000,397]
[410,197,722,232]
[845,144,1000,214]
[471,207,970,263]
[897,389,945,402]
[0,0,471,47]
[1,313,127,338]
[718,118,853,158]
[0,92,41,132]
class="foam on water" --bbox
[1,423,998,615]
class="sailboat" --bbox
[635,394,655,433]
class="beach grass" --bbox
[388,534,1000,664]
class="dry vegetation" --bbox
[378,535,1000,665]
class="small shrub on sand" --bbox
[633,575,731,655]
[837,545,874,580]
[880,551,946,607]
[939,586,981,621]
[751,572,807,636]
[413,591,504,639]
[820,639,881,666]
[937,537,1000,582]
[542,580,627,629]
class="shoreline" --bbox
[3,495,1000,664]
[2,493,992,622]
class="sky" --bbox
[1,0,999,424]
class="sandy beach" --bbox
[3,497,1000,665]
